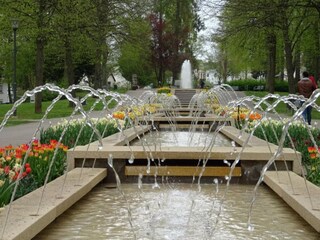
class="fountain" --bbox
[180,60,193,89]
[0,84,319,239]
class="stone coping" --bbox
[264,171,320,232]
[0,168,107,240]
[220,126,278,147]
[67,125,301,174]
[144,116,232,122]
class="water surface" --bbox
[131,130,233,147]
[34,184,320,240]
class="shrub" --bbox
[275,81,289,92]
[228,79,289,92]
[227,79,266,91]
[157,87,171,94]
[42,89,60,101]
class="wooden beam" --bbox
[125,166,241,177]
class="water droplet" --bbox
[108,154,113,167]
[213,178,218,184]
[248,224,254,231]
[138,174,143,189]
[231,141,236,147]
[152,182,160,189]
[223,159,231,166]
[225,175,229,180]
[128,154,134,164]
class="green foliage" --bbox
[157,87,171,94]
[248,120,320,185]
[0,179,14,207]
[40,118,120,149]
[118,18,155,87]
[212,0,320,91]
[274,81,289,92]
[41,90,60,102]
[227,79,266,91]
[228,79,289,92]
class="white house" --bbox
[0,82,11,103]
[107,72,131,89]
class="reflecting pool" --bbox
[34,184,320,240]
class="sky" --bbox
[196,0,224,61]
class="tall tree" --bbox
[2,0,57,113]
[150,0,202,86]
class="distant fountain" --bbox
[180,60,193,89]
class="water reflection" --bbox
[34,184,319,240]
[131,131,233,147]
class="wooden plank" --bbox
[125,166,241,177]
[159,124,209,129]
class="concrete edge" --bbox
[264,171,320,232]
[0,168,107,240]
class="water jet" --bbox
[0,84,319,239]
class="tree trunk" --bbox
[283,28,296,93]
[8,83,12,103]
[313,20,320,84]
[294,44,301,83]
[64,37,75,107]
[35,37,44,113]
[222,52,228,83]
[94,47,102,89]
[266,33,276,93]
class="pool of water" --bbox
[131,130,233,147]
[34,184,319,239]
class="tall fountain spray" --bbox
[180,60,193,89]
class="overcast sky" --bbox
[196,0,223,61]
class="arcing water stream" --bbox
[0,84,319,239]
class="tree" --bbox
[118,18,154,87]
[150,0,202,86]
[209,0,317,94]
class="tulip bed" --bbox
[0,117,123,207]
[0,140,68,207]
[247,119,320,186]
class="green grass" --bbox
[245,91,320,119]
[0,96,118,126]
[0,87,127,126]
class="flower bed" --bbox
[1,118,123,207]
[112,104,162,121]
[40,117,121,148]
[0,140,67,207]
[247,119,320,186]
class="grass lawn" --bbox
[0,96,117,126]
[245,91,320,119]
